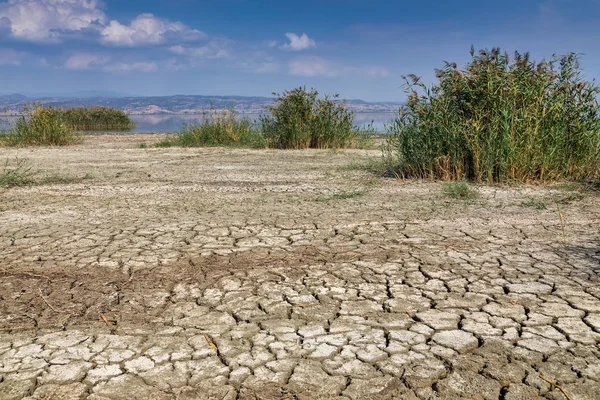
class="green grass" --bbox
[1,104,82,146]
[555,192,584,204]
[316,190,365,202]
[386,48,600,183]
[521,198,547,210]
[442,181,479,200]
[155,108,266,148]
[0,157,92,188]
[0,158,35,188]
[339,157,403,178]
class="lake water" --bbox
[1,113,397,133]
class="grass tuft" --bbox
[442,181,479,200]
[155,108,266,148]
[0,157,93,188]
[521,198,547,210]
[316,190,365,202]
[0,158,36,188]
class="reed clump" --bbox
[261,87,372,149]
[386,48,600,183]
[60,106,135,130]
[156,108,266,148]
[1,104,82,146]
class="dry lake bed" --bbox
[1,135,599,400]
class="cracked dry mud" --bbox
[1,135,599,400]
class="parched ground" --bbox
[1,135,599,400]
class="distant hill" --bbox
[0,94,29,102]
[0,94,402,115]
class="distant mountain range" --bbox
[0,93,402,115]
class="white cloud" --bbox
[101,13,205,46]
[280,32,316,51]
[255,62,278,73]
[65,52,109,69]
[0,48,25,65]
[104,61,158,72]
[168,41,228,59]
[289,57,336,77]
[0,0,107,41]
[361,66,390,78]
[289,57,389,78]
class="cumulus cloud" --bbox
[289,57,389,78]
[280,32,315,51]
[101,13,205,46]
[0,0,107,41]
[104,61,157,72]
[65,52,109,69]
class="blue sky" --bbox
[1,0,599,101]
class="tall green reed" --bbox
[261,87,367,149]
[1,104,81,146]
[387,48,600,183]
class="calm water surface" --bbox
[1,113,396,133]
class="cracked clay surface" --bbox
[1,135,599,399]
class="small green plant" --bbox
[0,158,92,188]
[521,198,547,210]
[442,181,478,200]
[0,158,35,188]
[386,48,600,183]
[156,108,265,148]
[1,104,82,146]
[316,190,365,202]
[261,87,371,149]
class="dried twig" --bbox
[38,288,58,312]
[203,334,218,353]
[100,314,117,335]
[539,375,574,400]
